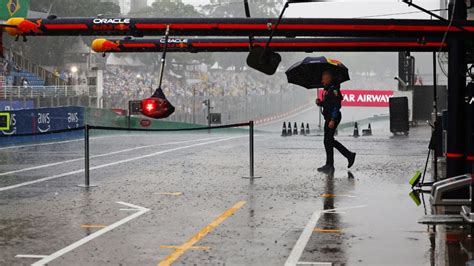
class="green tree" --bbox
[202,0,280,18]
[131,0,211,76]
[201,0,281,71]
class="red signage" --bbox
[318,89,393,107]
[140,119,151,127]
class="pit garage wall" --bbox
[0,107,205,146]
[0,106,84,145]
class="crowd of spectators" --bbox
[103,65,401,108]
[102,65,288,108]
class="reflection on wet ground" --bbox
[0,119,471,265]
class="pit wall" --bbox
[0,107,207,146]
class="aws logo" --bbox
[7,0,20,17]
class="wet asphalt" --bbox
[0,108,450,266]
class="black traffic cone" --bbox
[281,122,287,137]
[362,123,373,136]
[353,122,360,137]
[287,122,293,136]
[301,123,306,135]
[306,123,310,135]
[293,122,298,135]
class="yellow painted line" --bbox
[320,194,355,198]
[156,192,183,196]
[160,245,210,251]
[314,228,342,233]
[80,224,106,229]
[157,201,246,266]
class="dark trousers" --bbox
[324,118,352,166]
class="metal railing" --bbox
[0,83,311,125]
[0,85,97,99]
[10,51,68,86]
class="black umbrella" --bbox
[285,56,350,89]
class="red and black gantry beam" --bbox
[91,37,448,53]
[4,17,474,38]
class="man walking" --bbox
[316,71,356,173]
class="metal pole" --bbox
[207,99,211,133]
[446,0,467,178]
[78,124,97,188]
[208,100,211,128]
[262,2,289,53]
[250,120,254,179]
[156,25,170,92]
[192,87,196,124]
[128,101,131,129]
[84,124,90,187]
[469,82,474,222]
[243,121,261,182]
[433,51,438,181]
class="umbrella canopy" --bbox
[285,56,350,89]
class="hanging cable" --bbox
[356,8,448,18]
[437,0,457,78]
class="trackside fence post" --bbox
[243,121,261,183]
[79,124,96,188]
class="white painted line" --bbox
[15,255,47,259]
[0,138,84,151]
[0,135,112,151]
[323,211,346,214]
[31,202,150,266]
[119,208,139,211]
[0,136,222,177]
[297,262,332,265]
[0,135,245,192]
[321,205,367,214]
[0,133,170,151]
[285,205,367,266]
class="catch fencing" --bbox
[1,85,311,125]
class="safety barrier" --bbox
[1,120,260,187]
[0,106,84,145]
[81,121,261,188]
[81,122,259,186]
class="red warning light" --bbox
[143,99,156,113]
[140,97,175,119]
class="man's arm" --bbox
[329,89,342,120]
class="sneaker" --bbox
[317,165,335,173]
[348,152,356,168]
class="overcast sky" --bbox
[147,0,443,19]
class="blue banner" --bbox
[0,106,85,145]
